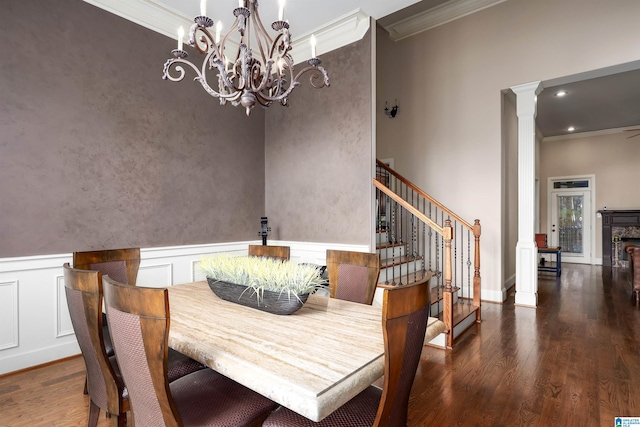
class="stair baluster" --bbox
[373,159,481,348]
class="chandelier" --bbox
[162,0,330,116]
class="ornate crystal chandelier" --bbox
[163,0,330,116]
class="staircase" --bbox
[373,160,482,349]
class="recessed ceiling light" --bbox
[555,91,568,97]
[567,126,575,132]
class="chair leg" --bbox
[87,400,100,427]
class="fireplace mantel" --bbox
[599,209,640,266]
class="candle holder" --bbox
[171,49,188,59]
[271,20,289,31]
[194,15,214,27]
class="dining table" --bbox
[166,281,385,422]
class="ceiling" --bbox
[537,67,640,139]
[86,0,640,140]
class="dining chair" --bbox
[74,247,141,286]
[248,244,290,261]
[326,249,380,305]
[73,248,205,391]
[73,248,141,362]
[63,263,129,427]
[102,276,278,427]
[262,276,431,427]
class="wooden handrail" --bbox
[373,179,445,235]
[376,159,475,231]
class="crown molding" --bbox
[83,0,370,59]
[83,0,192,40]
[541,125,638,142]
[383,0,508,41]
[291,10,370,65]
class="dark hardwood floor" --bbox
[410,264,640,426]
[1,263,639,426]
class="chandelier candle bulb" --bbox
[278,0,285,21]
[310,34,317,58]
[177,26,184,51]
[200,0,206,16]
[215,21,222,44]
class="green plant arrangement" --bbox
[198,254,324,314]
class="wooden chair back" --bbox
[375,277,431,426]
[63,263,128,425]
[102,276,180,427]
[74,248,141,286]
[248,244,290,261]
[326,249,380,305]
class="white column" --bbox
[511,81,543,308]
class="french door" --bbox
[549,180,593,264]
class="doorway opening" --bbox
[547,175,595,264]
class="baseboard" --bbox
[482,288,507,303]
[0,341,81,376]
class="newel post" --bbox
[473,219,481,322]
[443,220,454,348]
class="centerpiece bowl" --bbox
[199,254,323,315]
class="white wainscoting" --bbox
[0,240,367,375]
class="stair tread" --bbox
[451,302,479,328]
[376,241,405,250]
[380,255,423,268]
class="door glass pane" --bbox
[558,195,583,254]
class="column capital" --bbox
[510,81,543,116]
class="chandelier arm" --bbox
[269,32,288,60]
[163,58,201,83]
[189,25,215,55]
[251,8,273,65]
[293,64,330,89]
[252,2,274,47]
[211,58,241,98]
[253,92,274,108]
[219,18,240,64]
[250,60,274,93]
[260,81,300,105]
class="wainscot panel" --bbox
[0,240,367,374]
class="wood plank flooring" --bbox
[409,264,640,426]
[1,263,639,426]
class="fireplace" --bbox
[599,210,640,266]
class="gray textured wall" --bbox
[264,30,373,245]
[0,1,265,257]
